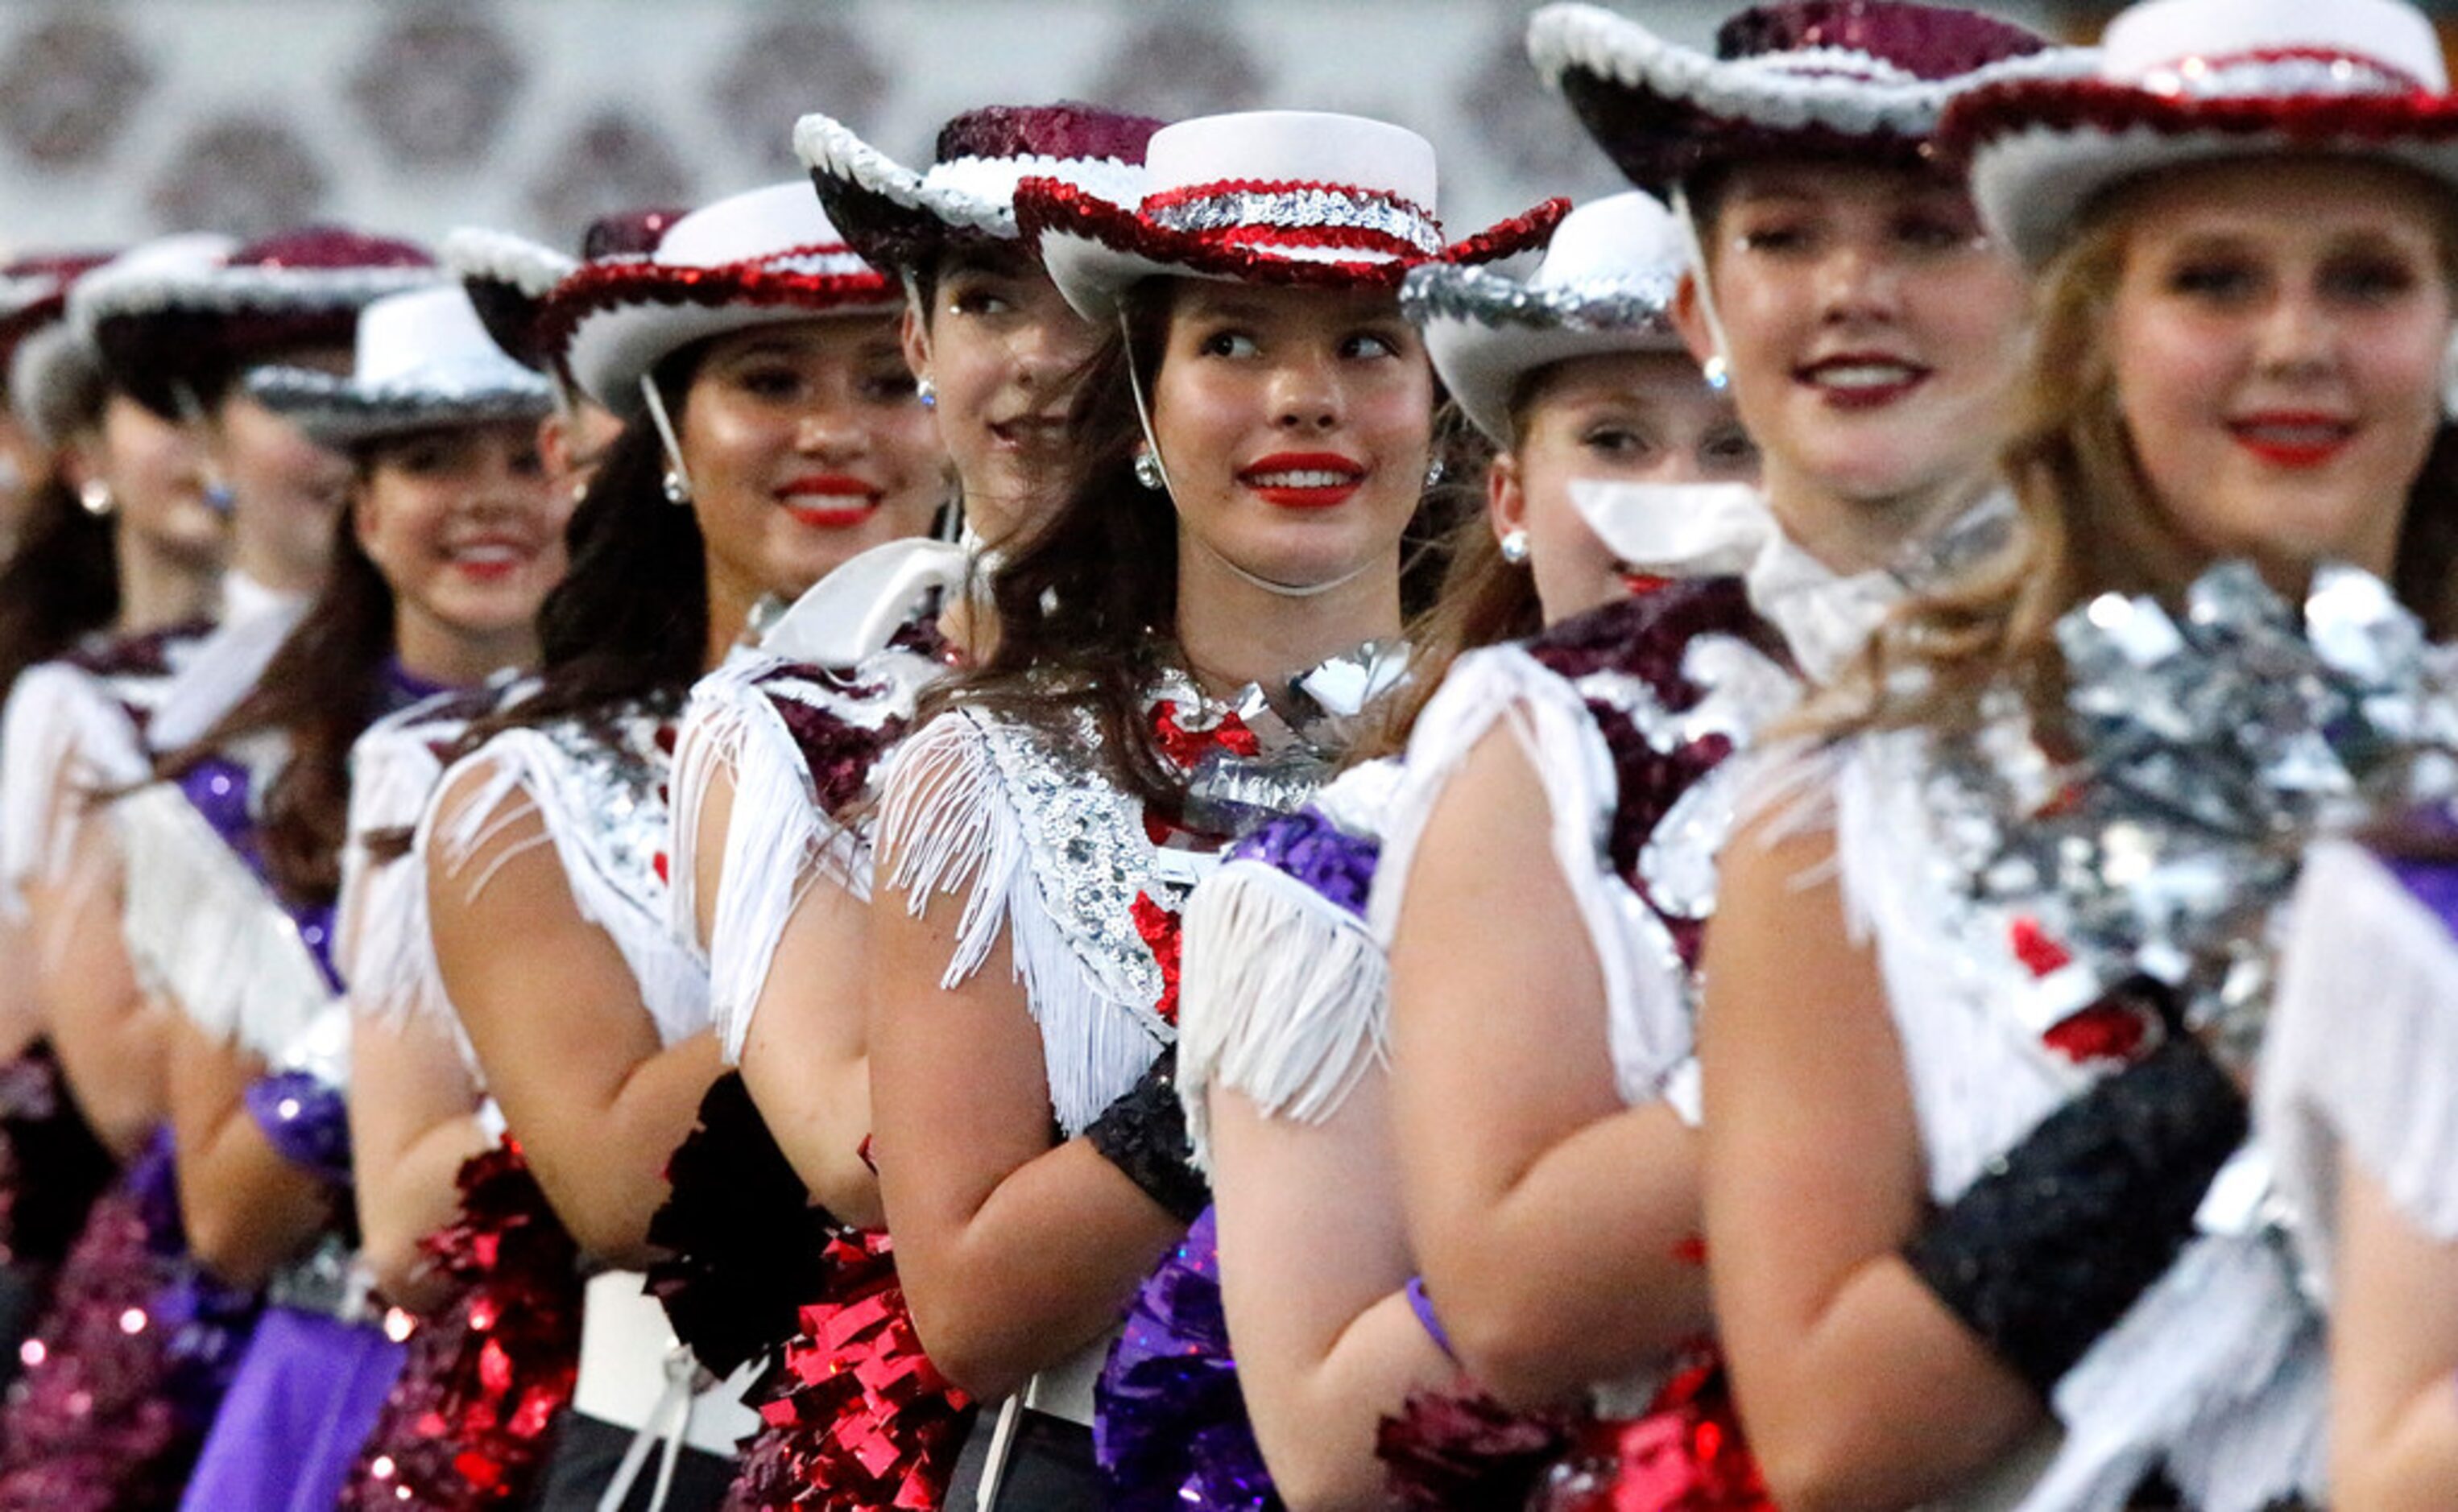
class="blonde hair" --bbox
[1823,176,2458,740]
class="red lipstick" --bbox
[1236,452,1368,510]
[1797,353,1930,412]
[779,473,879,529]
[2228,412,2354,469]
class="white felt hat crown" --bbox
[1019,109,1564,322]
[248,284,553,448]
[1951,0,2458,266]
[1406,192,1695,443]
[552,181,898,417]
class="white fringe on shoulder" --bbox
[1370,645,1690,1105]
[876,710,1164,1138]
[337,708,454,1031]
[117,779,333,1064]
[0,663,151,916]
[425,731,709,1050]
[1177,859,1388,1172]
[668,657,839,1064]
[2262,839,2458,1293]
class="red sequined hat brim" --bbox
[544,254,902,415]
[1944,75,2458,163]
[1947,79,2458,263]
[536,256,900,361]
[1018,178,1568,316]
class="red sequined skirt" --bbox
[722,1228,975,1512]
[1379,1353,1769,1512]
[338,1142,581,1511]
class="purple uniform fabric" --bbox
[175,1304,406,1512]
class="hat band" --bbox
[1143,180,1444,257]
[2133,46,2428,101]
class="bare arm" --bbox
[348,1007,488,1311]
[427,764,721,1267]
[0,915,47,1068]
[867,860,1184,1402]
[688,758,878,1228]
[33,813,168,1159]
[164,1016,333,1288]
[1698,815,2040,1512]
[1208,1068,1454,1512]
[2330,1162,2458,1510]
[739,876,881,1229]
[1384,729,1707,1406]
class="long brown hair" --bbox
[0,474,118,696]
[917,279,1460,811]
[1826,180,2458,741]
[454,349,714,756]
[157,494,395,911]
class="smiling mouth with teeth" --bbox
[1800,357,1928,409]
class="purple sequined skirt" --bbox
[176,1303,405,1512]
[1094,1206,1281,1511]
[0,1132,257,1512]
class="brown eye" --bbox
[2322,254,2419,304]
[2169,259,2257,301]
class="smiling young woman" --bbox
[412,183,941,1512]
[1160,188,1760,1512]
[860,109,1558,1509]
[637,103,1163,1511]
[1697,2,2458,1507]
[97,281,565,1512]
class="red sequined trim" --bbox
[1940,75,2458,170]
[1151,701,1261,769]
[1015,178,1567,288]
[1130,892,1184,1027]
[534,254,898,356]
[2041,1002,2151,1065]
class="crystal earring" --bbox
[77,479,114,517]
[1132,447,1166,492]
[917,375,937,409]
[1702,353,1730,392]
[1424,456,1445,489]
[1499,528,1530,564]
[662,467,692,506]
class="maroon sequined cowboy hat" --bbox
[76,225,437,420]
[799,101,1167,276]
[1527,0,2071,196]
[444,206,689,376]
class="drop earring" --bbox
[1499,528,1530,564]
[1132,447,1166,492]
[662,468,692,506]
[917,375,937,409]
[77,479,114,517]
[1702,353,1729,392]
[1424,456,1446,489]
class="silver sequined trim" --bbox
[1146,185,1443,255]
